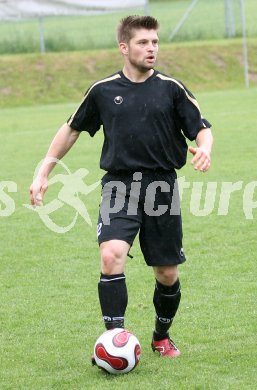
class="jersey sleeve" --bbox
[67,86,102,137]
[174,82,212,141]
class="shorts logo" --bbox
[114,96,123,105]
[97,222,102,237]
[180,248,184,257]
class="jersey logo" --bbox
[114,96,123,105]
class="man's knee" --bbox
[100,240,129,275]
[153,265,178,286]
[101,247,121,274]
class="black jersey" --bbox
[67,70,211,173]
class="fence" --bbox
[0,0,256,55]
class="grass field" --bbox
[1,39,257,108]
[1,0,257,53]
[0,86,256,389]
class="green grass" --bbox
[0,0,257,54]
[1,38,257,108]
[0,87,256,389]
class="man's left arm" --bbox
[188,128,213,172]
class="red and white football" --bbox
[93,328,141,374]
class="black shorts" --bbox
[97,170,186,267]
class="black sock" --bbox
[98,273,128,330]
[153,279,181,341]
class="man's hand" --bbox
[189,128,213,172]
[188,146,211,172]
[30,176,48,206]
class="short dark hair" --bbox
[117,15,159,43]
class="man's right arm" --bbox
[30,123,80,206]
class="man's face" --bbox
[120,28,159,72]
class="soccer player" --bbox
[30,16,213,358]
